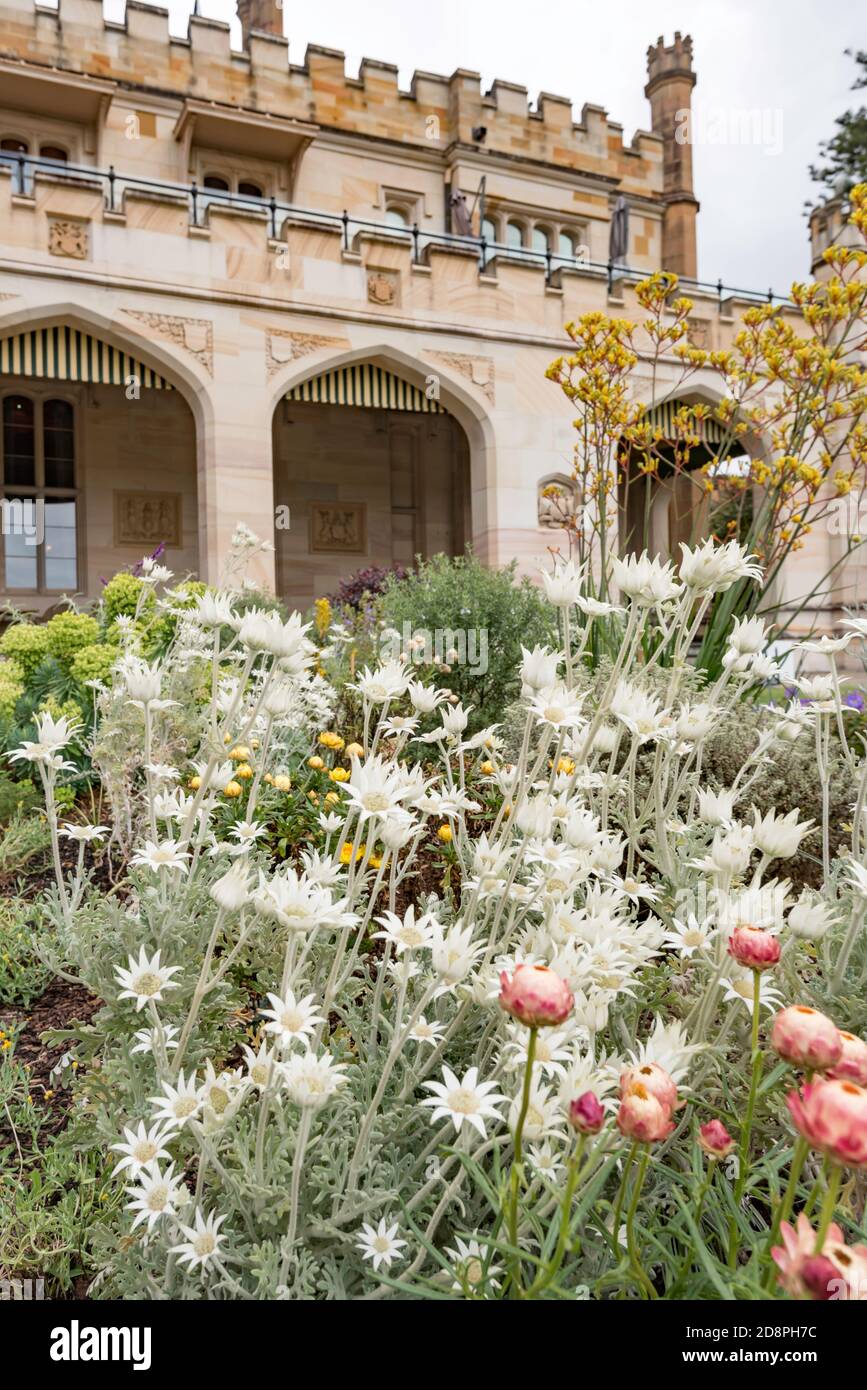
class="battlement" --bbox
[645,30,695,92]
[0,0,663,193]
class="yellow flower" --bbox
[330,767,349,783]
[325,791,341,804]
[228,745,251,761]
[437,824,453,844]
[369,854,383,869]
[274,774,292,792]
[235,763,254,781]
[308,756,325,770]
[340,842,366,864]
[264,772,274,785]
[480,760,495,775]
[345,742,364,760]
[223,780,243,798]
[557,756,576,775]
[319,732,345,751]
[308,791,319,804]
[189,775,202,791]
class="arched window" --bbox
[1,137,28,154]
[203,175,230,192]
[384,205,410,229]
[506,221,524,250]
[238,180,263,200]
[559,230,576,260]
[39,145,68,164]
[1,395,78,591]
[532,226,550,256]
[481,217,497,245]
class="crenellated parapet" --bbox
[0,0,663,197]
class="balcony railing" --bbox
[0,151,793,306]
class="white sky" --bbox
[104,0,860,294]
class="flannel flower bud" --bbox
[728,925,781,972]
[771,1006,842,1072]
[698,1119,735,1159]
[498,964,574,1029]
[568,1092,605,1136]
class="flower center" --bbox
[133,1140,157,1163]
[450,1088,480,1115]
[363,792,392,813]
[193,1233,216,1257]
[147,1186,168,1212]
[134,972,163,997]
[373,1235,391,1254]
[174,1098,197,1118]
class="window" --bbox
[506,221,524,250]
[481,217,497,245]
[1,395,78,592]
[237,181,263,200]
[532,227,550,256]
[39,145,68,164]
[203,174,230,192]
[384,205,410,229]
[1,137,28,154]
[558,231,576,260]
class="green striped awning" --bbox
[644,399,727,444]
[0,328,173,389]
[287,364,445,413]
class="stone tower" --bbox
[645,32,699,280]
[237,0,284,45]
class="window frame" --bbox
[0,386,81,595]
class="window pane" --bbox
[384,207,409,228]
[0,138,28,153]
[43,499,77,590]
[203,175,229,191]
[559,231,574,259]
[506,222,523,249]
[238,181,263,199]
[532,227,549,254]
[39,146,67,162]
[2,496,37,589]
[3,396,35,486]
[43,399,75,489]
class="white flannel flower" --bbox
[149,1072,203,1130]
[260,989,323,1049]
[115,947,181,1011]
[110,1121,173,1177]
[170,1209,228,1272]
[125,1162,183,1232]
[422,1065,506,1138]
[282,1049,348,1110]
[356,1217,408,1273]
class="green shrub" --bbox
[380,552,556,730]
[101,572,151,624]
[70,642,117,688]
[0,624,49,679]
[0,771,41,824]
[0,665,24,721]
[45,612,100,669]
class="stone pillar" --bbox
[237,0,284,45]
[645,32,699,279]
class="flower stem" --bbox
[506,1026,537,1298]
[813,1164,843,1254]
[728,970,763,1267]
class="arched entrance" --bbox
[0,319,201,605]
[273,360,473,611]
[618,396,751,562]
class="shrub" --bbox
[45,612,100,668]
[0,623,49,679]
[331,563,407,612]
[380,552,556,729]
[70,642,118,689]
[101,572,151,624]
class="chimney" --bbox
[645,32,699,279]
[237,0,284,45]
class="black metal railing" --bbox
[0,151,793,306]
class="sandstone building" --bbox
[0,0,858,634]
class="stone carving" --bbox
[114,491,182,548]
[538,475,579,529]
[266,330,349,376]
[310,501,366,554]
[367,272,398,307]
[687,318,712,350]
[48,218,88,260]
[122,310,214,374]
[428,351,495,403]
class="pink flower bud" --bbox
[827,1032,867,1087]
[698,1119,735,1159]
[568,1091,605,1135]
[787,1079,867,1169]
[498,964,574,1029]
[616,1085,675,1144]
[728,925,781,972]
[771,1006,843,1072]
[800,1256,841,1301]
[620,1062,678,1112]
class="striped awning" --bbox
[0,327,173,389]
[644,399,727,445]
[287,364,446,413]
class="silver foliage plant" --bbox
[12,530,867,1301]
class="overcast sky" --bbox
[107,0,860,294]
